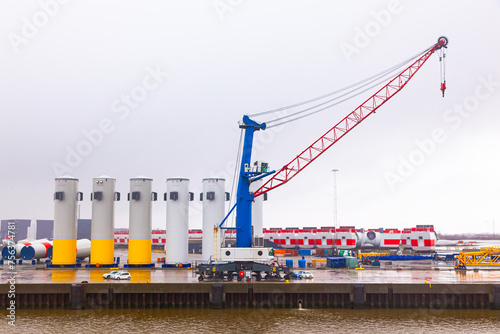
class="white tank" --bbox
[165,178,190,264]
[90,176,117,265]
[20,241,53,260]
[76,238,91,258]
[128,176,154,265]
[250,179,264,238]
[53,176,80,265]
[1,239,50,260]
[201,178,226,262]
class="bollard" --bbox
[353,284,365,309]
[494,284,500,310]
[388,285,394,308]
[211,283,223,309]
[70,283,83,310]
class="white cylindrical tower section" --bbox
[201,178,225,262]
[20,241,53,260]
[251,179,264,238]
[53,176,79,265]
[128,176,153,265]
[90,176,116,265]
[77,238,91,258]
[166,178,190,264]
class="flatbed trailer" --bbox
[196,261,292,282]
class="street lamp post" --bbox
[332,169,339,229]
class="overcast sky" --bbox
[1,0,499,235]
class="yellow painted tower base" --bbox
[52,239,77,265]
[90,239,115,265]
[128,239,152,265]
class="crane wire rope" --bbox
[226,128,244,229]
[248,45,434,125]
[264,67,401,126]
[265,76,396,128]
[264,65,414,128]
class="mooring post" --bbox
[494,284,500,310]
[70,283,83,310]
[109,287,114,308]
[388,284,394,308]
[353,284,365,309]
[211,283,223,309]
[248,286,254,308]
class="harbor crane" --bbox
[196,36,448,281]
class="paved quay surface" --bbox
[2,266,500,284]
[2,249,499,284]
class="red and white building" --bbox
[409,225,436,252]
[380,229,402,249]
[112,224,438,252]
[279,229,298,249]
[297,228,316,249]
[335,227,358,250]
[315,227,335,249]
[400,228,412,249]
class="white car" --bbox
[299,271,314,279]
[103,271,120,279]
[112,272,131,280]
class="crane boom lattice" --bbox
[253,37,448,197]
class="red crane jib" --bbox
[253,37,447,197]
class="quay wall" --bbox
[1,283,499,310]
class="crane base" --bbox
[196,260,292,282]
[218,247,273,262]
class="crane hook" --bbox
[438,39,447,97]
